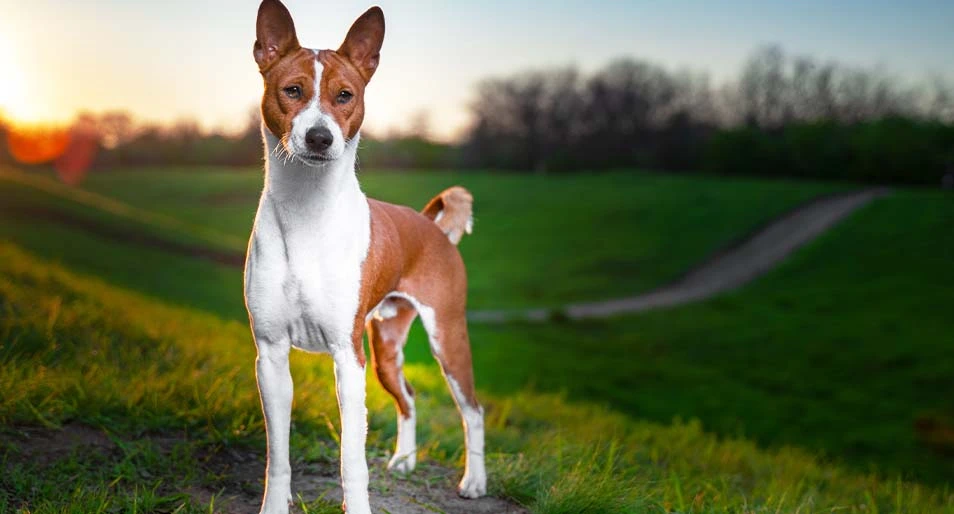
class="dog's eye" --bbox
[283,86,302,99]
[336,90,353,104]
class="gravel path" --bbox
[469,188,889,323]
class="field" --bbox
[1,166,953,513]
[78,169,844,312]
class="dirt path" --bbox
[0,169,888,323]
[288,460,527,514]
[468,188,889,323]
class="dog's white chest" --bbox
[245,189,370,352]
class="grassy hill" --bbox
[1,166,952,512]
[457,190,954,484]
[75,168,845,310]
[3,241,953,513]
[1,167,843,318]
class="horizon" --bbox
[1,1,953,142]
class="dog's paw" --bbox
[342,497,372,514]
[387,451,416,474]
[258,489,293,514]
[457,472,487,499]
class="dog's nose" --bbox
[305,127,334,152]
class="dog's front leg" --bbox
[255,337,294,514]
[332,347,371,514]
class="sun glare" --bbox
[0,35,42,125]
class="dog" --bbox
[244,2,486,513]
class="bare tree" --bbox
[738,45,791,128]
[927,76,954,123]
[465,57,718,171]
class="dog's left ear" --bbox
[338,6,385,83]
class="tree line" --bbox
[463,45,954,183]
[2,45,953,184]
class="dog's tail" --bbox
[421,186,473,245]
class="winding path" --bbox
[0,169,888,324]
[468,188,889,323]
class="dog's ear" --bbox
[337,7,385,82]
[254,0,300,72]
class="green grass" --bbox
[452,190,954,484]
[75,167,845,309]
[2,166,953,511]
[1,167,842,317]
[0,167,244,252]
[0,216,243,319]
[2,242,953,513]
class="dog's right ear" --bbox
[254,0,300,72]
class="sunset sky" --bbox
[1,0,953,141]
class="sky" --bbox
[1,0,953,141]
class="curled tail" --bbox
[421,186,473,245]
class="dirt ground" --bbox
[2,424,528,514]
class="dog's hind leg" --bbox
[367,297,419,473]
[418,303,486,499]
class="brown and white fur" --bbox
[244,2,484,513]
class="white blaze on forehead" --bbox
[287,51,346,159]
[313,54,324,104]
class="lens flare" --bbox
[4,124,98,184]
[6,126,71,165]
[55,128,99,185]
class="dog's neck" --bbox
[261,126,365,219]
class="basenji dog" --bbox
[244,2,485,513]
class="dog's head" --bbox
[254,0,384,164]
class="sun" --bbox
[0,34,39,124]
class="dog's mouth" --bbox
[296,152,334,165]
[277,136,349,166]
